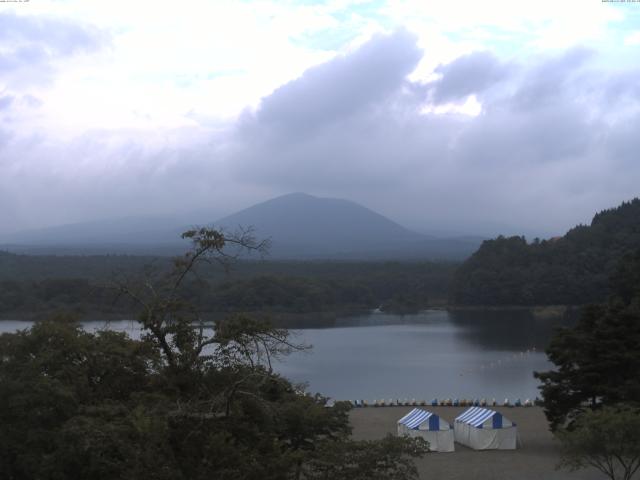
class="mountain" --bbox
[2,216,180,245]
[450,198,640,305]
[215,193,420,256]
[213,193,479,259]
[0,193,482,259]
[0,216,192,255]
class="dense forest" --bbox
[0,229,428,480]
[0,253,455,320]
[450,198,640,305]
[535,247,640,430]
[3,198,639,317]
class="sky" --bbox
[1,0,640,237]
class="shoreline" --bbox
[0,304,578,323]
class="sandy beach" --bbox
[349,406,603,480]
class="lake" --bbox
[0,309,573,402]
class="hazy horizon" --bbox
[0,190,623,241]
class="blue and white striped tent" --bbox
[397,408,454,452]
[454,407,517,450]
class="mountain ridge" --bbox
[0,193,482,260]
[214,192,428,258]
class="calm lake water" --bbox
[0,309,573,402]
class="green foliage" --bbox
[557,405,640,480]
[0,311,362,479]
[0,257,455,320]
[206,275,376,314]
[451,198,640,305]
[535,249,640,430]
[304,435,429,480]
[0,229,429,479]
[0,316,165,480]
[611,249,640,307]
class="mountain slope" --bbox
[0,216,192,255]
[214,192,425,257]
[214,193,481,259]
[1,216,185,246]
[450,198,640,305]
[0,193,481,259]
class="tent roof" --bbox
[398,408,436,429]
[455,407,502,427]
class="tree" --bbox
[0,314,166,480]
[113,227,272,375]
[303,435,429,480]
[534,249,640,430]
[0,227,429,480]
[557,405,640,480]
[451,198,640,306]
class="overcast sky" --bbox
[1,0,640,237]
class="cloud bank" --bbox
[2,27,640,238]
[0,11,107,86]
[224,31,640,235]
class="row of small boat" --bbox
[350,398,538,407]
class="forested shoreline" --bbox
[0,254,455,321]
[2,198,639,321]
[450,198,640,306]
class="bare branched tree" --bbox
[114,226,308,418]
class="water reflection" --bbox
[277,309,574,400]
[448,308,577,351]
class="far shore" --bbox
[0,304,579,324]
[349,406,600,480]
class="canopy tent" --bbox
[397,408,454,452]
[453,407,517,450]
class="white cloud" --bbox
[624,30,640,45]
[420,94,482,116]
[0,0,632,137]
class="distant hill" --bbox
[0,193,482,260]
[0,216,188,254]
[214,193,479,260]
[450,198,640,305]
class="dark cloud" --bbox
[252,29,422,133]
[0,95,15,110]
[20,94,43,108]
[0,12,106,55]
[600,69,640,106]
[221,34,640,236]
[429,51,511,104]
[605,110,640,167]
[231,29,428,188]
[1,32,639,239]
[510,47,594,111]
[0,12,107,85]
[0,128,11,150]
